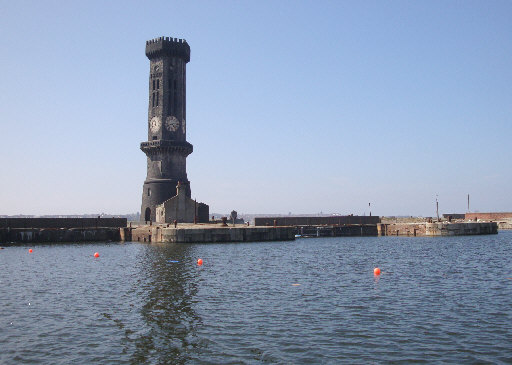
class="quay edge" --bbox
[377,221,498,236]
[126,224,296,243]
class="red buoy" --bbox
[28,249,33,253]
[374,267,381,275]
[197,258,203,266]
[94,252,100,258]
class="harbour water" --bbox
[1,232,511,363]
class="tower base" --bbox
[141,179,190,222]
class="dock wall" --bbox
[0,218,127,244]
[297,224,378,237]
[255,216,380,226]
[497,220,512,230]
[378,222,498,236]
[0,227,122,244]
[129,225,295,243]
[425,222,497,236]
[377,223,426,236]
[0,218,127,229]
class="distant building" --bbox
[442,214,465,220]
[155,182,208,224]
[465,212,512,221]
[139,37,209,223]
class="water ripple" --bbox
[1,233,511,363]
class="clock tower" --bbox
[140,37,193,222]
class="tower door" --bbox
[145,207,151,222]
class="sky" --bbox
[0,0,511,217]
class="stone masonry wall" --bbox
[0,218,127,229]
[465,212,512,221]
[255,216,380,226]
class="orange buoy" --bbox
[374,267,381,275]
[28,249,33,253]
[94,252,100,258]
[197,258,203,266]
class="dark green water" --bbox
[1,232,511,364]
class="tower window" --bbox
[152,93,155,107]
[152,79,155,90]
[147,188,151,196]
[157,79,160,89]
[168,78,172,113]
[156,91,159,106]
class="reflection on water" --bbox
[128,243,202,364]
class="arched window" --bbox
[145,207,151,222]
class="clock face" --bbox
[165,116,180,132]
[149,116,161,133]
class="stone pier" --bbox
[127,223,295,243]
[377,221,498,236]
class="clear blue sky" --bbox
[1,0,511,216]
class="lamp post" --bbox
[436,195,440,222]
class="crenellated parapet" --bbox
[145,36,190,62]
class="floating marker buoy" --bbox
[197,258,203,266]
[28,249,33,253]
[94,252,100,258]
[374,267,381,275]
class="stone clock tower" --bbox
[140,37,193,222]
